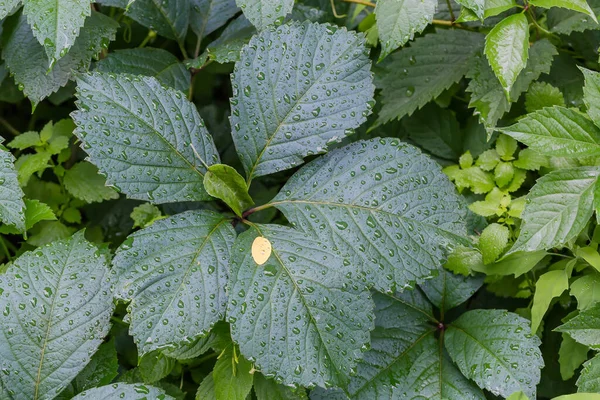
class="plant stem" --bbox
[242,203,274,219]
[0,237,12,262]
[445,0,455,21]
[138,30,156,48]
[0,117,20,136]
[341,0,374,7]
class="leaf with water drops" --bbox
[529,0,597,20]
[444,309,544,399]
[0,232,114,400]
[254,373,308,400]
[0,141,26,233]
[212,347,254,400]
[2,11,118,105]
[112,210,235,355]
[236,0,293,30]
[375,29,484,126]
[23,0,92,64]
[419,267,484,313]
[71,383,175,399]
[190,0,239,40]
[270,138,468,293]
[95,48,191,93]
[230,21,374,181]
[555,302,600,348]
[72,71,220,204]
[577,353,600,392]
[227,224,374,388]
[374,0,437,60]
[0,0,20,19]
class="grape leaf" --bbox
[204,164,254,217]
[71,383,175,399]
[2,11,118,105]
[501,106,600,157]
[95,48,191,93]
[578,353,600,392]
[270,138,468,292]
[72,72,220,203]
[445,309,543,398]
[63,162,119,203]
[375,29,484,126]
[227,224,374,388]
[374,0,437,60]
[484,13,529,97]
[531,269,570,333]
[236,0,293,30]
[112,210,235,355]
[230,21,374,181]
[582,67,600,128]
[509,167,599,253]
[190,0,238,39]
[0,142,25,232]
[555,302,600,348]
[0,232,114,400]
[529,0,597,20]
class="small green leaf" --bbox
[445,309,543,398]
[495,162,515,188]
[577,353,600,393]
[525,82,566,113]
[7,131,42,150]
[529,0,597,21]
[479,223,509,264]
[63,162,119,203]
[27,221,76,247]
[555,302,600,348]
[204,164,254,217]
[531,269,570,333]
[496,134,518,160]
[0,144,25,232]
[254,374,307,400]
[476,149,501,171]
[513,149,549,170]
[139,352,176,383]
[483,0,518,17]
[484,13,530,97]
[455,0,485,19]
[130,203,163,229]
[444,245,484,275]
[582,67,600,129]
[559,333,589,381]
[459,151,474,169]
[71,383,175,399]
[571,273,600,310]
[213,348,254,400]
[471,250,548,277]
[236,0,293,29]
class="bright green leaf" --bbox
[578,353,600,393]
[525,82,566,113]
[7,131,42,150]
[130,203,163,229]
[479,223,509,264]
[455,0,485,19]
[571,273,600,309]
[555,302,600,348]
[529,0,597,21]
[559,333,589,381]
[27,220,76,247]
[204,164,254,217]
[514,149,549,170]
[254,374,307,400]
[213,348,254,400]
[63,162,119,203]
[531,269,570,333]
[495,162,515,188]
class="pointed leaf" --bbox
[529,0,597,21]
[72,72,220,203]
[509,167,600,253]
[0,0,20,19]
[254,374,307,400]
[204,164,254,217]
[571,273,600,310]
[270,138,468,292]
[71,383,175,400]
[113,210,235,355]
[484,13,530,95]
[213,348,254,400]
[0,144,25,232]
[63,162,119,203]
[531,269,570,333]
[455,0,485,19]
[547,0,600,33]
[419,268,484,312]
[374,0,437,60]
[555,302,600,348]
[445,309,543,398]
[559,333,589,380]
[95,48,191,93]
[525,82,566,113]
[578,353,600,392]
[0,232,114,400]
[190,0,238,40]
[230,21,374,180]
[236,0,293,30]
[582,67,600,129]
[227,224,374,388]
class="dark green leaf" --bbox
[190,0,238,39]
[236,0,292,29]
[529,0,597,20]
[555,302,600,348]
[63,162,119,203]
[420,268,483,311]
[254,374,307,400]
[525,82,566,113]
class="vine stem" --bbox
[242,203,274,219]
[445,0,455,21]
[0,117,20,136]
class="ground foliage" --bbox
[0,0,599,399]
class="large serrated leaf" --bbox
[2,11,118,105]
[0,143,25,232]
[374,0,437,60]
[95,48,191,93]
[227,224,374,388]
[190,0,239,39]
[0,0,21,19]
[230,21,374,181]
[236,0,293,30]
[582,67,600,128]
[71,383,175,399]
[445,309,544,399]
[22,0,92,64]
[72,72,220,203]
[501,106,600,157]
[0,232,114,400]
[375,29,484,125]
[113,210,235,355]
[577,353,600,392]
[509,167,599,253]
[270,138,468,292]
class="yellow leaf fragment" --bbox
[252,236,272,265]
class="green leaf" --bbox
[509,167,600,253]
[467,39,557,130]
[204,164,254,217]
[73,72,220,203]
[556,303,600,348]
[374,0,437,59]
[479,223,509,264]
[271,138,468,292]
[213,348,254,400]
[196,374,216,399]
[445,309,543,398]
[139,352,176,383]
[7,131,42,150]
[203,14,256,64]
[571,273,600,309]
[230,21,374,181]
[0,145,25,232]
[547,0,600,33]
[15,152,51,186]
[477,149,501,171]
[227,224,374,388]
[495,162,514,188]
[71,383,175,399]
[113,210,235,355]
[95,48,191,93]
[27,221,76,247]
[455,0,485,19]
[513,149,549,170]
[525,82,566,113]
[419,268,484,312]
[482,0,518,17]
[0,232,114,400]
[531,269,570,333]
[496,134,518,160]
[130,203,163,229]
[578,353,600,393]
[484,13,530,97]
[0,199,58,237]
[22,0,92,64]
[501,106,600,157]
[254,374,307,400]
[63,162,119,203]
[559,333,589,380]
[345,290,484,399]
[553,395,600,400]
[0,0,20,19]
[582,67,600,129]
[190,0,238,39]
[376,29,484,125]
[236,0,292,29]
[2,11,119,105]
[529,0,597,21]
